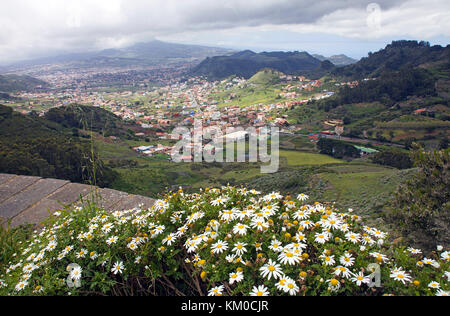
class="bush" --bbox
[370,150,413,170]
[1,187,448,296]
[317,138,360,159]
[387,146,450,251]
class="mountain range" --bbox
[1,40,235,71]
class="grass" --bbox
[0,224,34,268]
[317,167,417,222]
[279,150,344,166]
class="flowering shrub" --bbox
[0,186,448,296]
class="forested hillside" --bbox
[0,105,116,187]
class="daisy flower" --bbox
[361,236,375,246]
[15,281,28,292]
[76,249,87,259]
[436,289,449,297]
[297,193,309,201]
[45,241,58,251]
[423,258,440,268]
[211,197,229,206]
[127,241,138,251]
[219,209,235,222]
[250,218,269,231]
[282,277,299,296]
[390,271,412,285]
[101,223,114,233]
[444,271,450,280]
[321,255,336,266]
[314,232,330,244]
[278,250,301,266]
[327,278,341,292]
[226,254,236,263]
[208,285,225,296]
[229,271,244,285]
[111,261,124,275]
[22,263,37,274]
[300,220,315,230]
[89,251,98,260]
[162,233,177,246]
[232,242,248,256]
[232,223,249,235]
[333,266,353,279]
[70,266,83,281]
[370,252,389,263]
[269,240,283,252]
[250,285,270,296]
[441,251,450,261]
[428,281,440,290]
[106,236,118,245]
[351,272,370,286]
[211,240,229,254]
[345,232,361,244]
[260,259,284,280]
[321,217,342,230]
[263,192,282,202]
[339,253,355,267]
[293,210,310,221]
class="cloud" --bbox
[0,0,448,64]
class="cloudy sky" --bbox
[0,0,449,64]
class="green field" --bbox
[279,150,343,166]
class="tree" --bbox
[439,138,449,150]
[370,149,413,169]
[386,145,449,251]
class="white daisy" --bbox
[339,253,355,267]
[232,242,248,256]
[229,271,244,285]
[232,223,249,235]
[428,281,441,289]
[211,240,229,254]
[351,272,370,286]
[111,261,124,275]
[249,285,270,296]
[278,250,302,266]
[208,285,225,296]
[297,193,309,201]
[260,259,284,280]
[15,281,28,292]
[70,266,83,281]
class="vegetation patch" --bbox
[1,187,448,296]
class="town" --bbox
[2,67,362,160]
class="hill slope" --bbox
[0,105,116,186]
[333,40,450,79]
[44,105,127,136]
[191,50,322,80]
[312,54,357,66]
[0,74,48,92]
